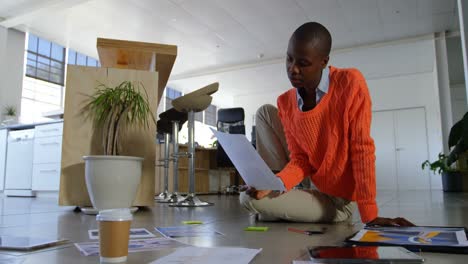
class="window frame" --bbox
[204,104,217,126]
[67,49,100,67]
[164,87,182,111]
[26,35,65,86]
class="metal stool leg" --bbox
[166,121,184,203]
[170,111,213,207]
[155,137,166,200]
[156,133,171,201]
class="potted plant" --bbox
[447,112,468,171]
[422,153,463,192]
[2,105,17,124]
[81,81,156,210]
[422,112,468,192]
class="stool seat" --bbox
[172,83,218,113]
[159,108,188,128]
[156,119,173,135]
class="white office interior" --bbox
[1,1,466,193]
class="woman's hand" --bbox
[367,217,415,227]
[240,186,280,200]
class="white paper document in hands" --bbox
[211,129,286,191]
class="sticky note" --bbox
[182,221,203,225]
[244,226,268,232]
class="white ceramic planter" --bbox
[1,115,17,125]
[83,155,143,210]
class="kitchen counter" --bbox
[0,119,63,130]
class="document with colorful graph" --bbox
[348,226,468,247]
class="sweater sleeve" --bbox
[349,80,378,223]
[276,99,314,191]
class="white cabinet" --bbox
[0,129,7,190]
[35,123,63,138]
[32,123,63,191]
[32,163,61,191]
[33,136,62,164]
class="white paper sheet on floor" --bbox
[211,129,286,191]
[149,246,262,264]
[75,238,189,256]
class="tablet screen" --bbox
[0,236,67,251]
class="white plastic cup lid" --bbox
[96,208,133,222]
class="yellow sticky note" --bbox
[182,221,203,225]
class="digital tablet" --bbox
[308,246,424,263]
[0,236,68,251]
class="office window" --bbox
[21,77,63,119]
[22,34,67,119]
[164,87,182,111]
[26,34,65,85]
[194,111,203,122]
[204,104,217,126]
[156,96,165,116]
[68,49,100,67]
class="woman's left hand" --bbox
[240,186,281,200]
[367,217,415,227]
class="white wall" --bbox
[348,37,443,191]
[168,61,294,137]
[0,27,25,120]
[171,35,445,189]
[338,38,443,189]
[168,77,235,109]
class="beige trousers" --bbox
[240,104,355,222]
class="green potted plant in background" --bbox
[422,112,468,192]
[447,112,468,171]
[2,105,17,124]
[422,153,463,192]
[81,81,156,210]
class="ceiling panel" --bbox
[175,0,240,31]
[130,0,211,36]
[254,0,309,37]
[213,0,283,45]
[337,0,384,46]
[424,0,456,15]
[378,0,420,25]
[213,25,263,50]
[0,0,50,17]
[295,0,355,48]
[212,0,310,56]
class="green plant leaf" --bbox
[3,105,17,116]
[421,153,451,174]
[81,80,155,155]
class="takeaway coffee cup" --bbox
[96,208,133,263]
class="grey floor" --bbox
[0,190,467,263]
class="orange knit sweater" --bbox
[276,66,377,223]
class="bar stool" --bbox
[157,108,187,203]
[169,82,219,207]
